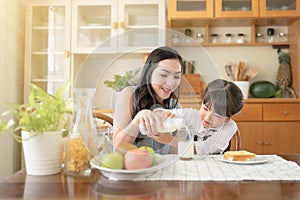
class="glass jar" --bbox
[172,33,180,44]
[64,88,97,176]
[225,33,233,43]
[236,33,245,43]
[267,28,275,43]
[184,28,192,43]
[278,32,288,42]
[195,33,204,43]
[210,33,218,44]
[256,33,264,43]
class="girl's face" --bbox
[199,103,228,128]
[151,59,182,103]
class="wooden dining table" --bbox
[0,154,300,200]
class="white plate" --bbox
[218,155,268,165]
[90,153,177,180]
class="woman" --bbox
[113,46,184,154]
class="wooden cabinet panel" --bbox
[259,0,300,17]
[215,0,259,18]
[263,122,300,154]
[237,122,264,154]
[263,104,300,121]
[235,102,300,154]
[233,104,262,121]
[168,0,214,19]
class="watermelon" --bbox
[249,81,276,98]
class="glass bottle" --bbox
[237,33,245,43]
[64,88,97,176]
[267,28,274,43]
[225,33,233,43]
[210,33,218,44]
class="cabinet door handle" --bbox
[64,51,69,58]
[258,141,264,145]
[264,141,270,145]
[283,110,289,115]
[112,22,118,29]
[120,21,124,29]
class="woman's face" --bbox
[199,103,228,128]
[151,59,182,103]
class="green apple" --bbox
[101,152,124,169]
[139,146,156,165]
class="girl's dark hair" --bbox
[202,79,244,117]
[134,46,184,115]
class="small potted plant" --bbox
[104,69,140,92]
[0,80,72,175]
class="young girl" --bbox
[152,79,244,155]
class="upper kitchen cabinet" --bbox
[24,0,71,101]
[215,0,259,18]
[168,0,214,19]
[71,0,118,53]
[259,0,300,17]
[72,0,166,53]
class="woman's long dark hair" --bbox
[134,46,184,115]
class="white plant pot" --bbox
[22,131,64,176]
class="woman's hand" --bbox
[154,109,175,120]
[136,110,163,136]
[150,133,178,147]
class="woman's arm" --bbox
[113,87,139,145]
[113,87,162,145]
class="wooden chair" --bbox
[225,129,242,151]
[93,110,113,126]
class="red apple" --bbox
[124,149,153,170]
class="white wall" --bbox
[93,45,279,109]
[0,0,25,179]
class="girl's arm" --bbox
[194,120,237,155]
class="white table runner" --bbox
[134,155,300,181]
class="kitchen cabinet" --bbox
[168,0,300,19]
[215,0,259,18]
[24,0,166,100]
[167,0,300,97]
[168,0,214,19]
[72,0,166,53]
[259,0,300,17]
[24,0,71,100]
[233,101,300,154]
[168,0,298,47]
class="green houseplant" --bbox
[104,69,140,92]
[0,80,72,141]
[0,80,72,175]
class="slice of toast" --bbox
[224,150,256,161]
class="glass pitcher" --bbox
[64,88,97,176]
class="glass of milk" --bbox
[177,125,194,160]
